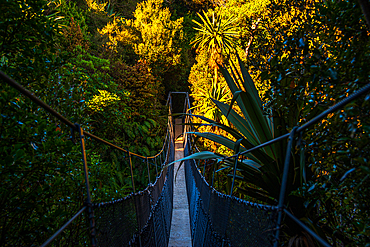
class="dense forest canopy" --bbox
[0,0,369,246]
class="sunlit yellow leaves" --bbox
[86,0,107,12]
[86,90,121,111]
[132,0,184,71]
[97,0,184,74]
[220,0,270,22]
[98,17,139,52]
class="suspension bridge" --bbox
[1,71,370,246]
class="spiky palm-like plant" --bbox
[192,10,239,53]
[191,10,238,85]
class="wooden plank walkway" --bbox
[168,119,192,247]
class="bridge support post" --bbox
[76,124,97,247]
[230,154,240,196]
[273,127,298,247]
[128,153,136,193]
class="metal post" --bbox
[183,93,187,114]
[230,153,240,196]
[154,157,158,177]
[165,135,170,165]
[129,157,140,246]
[183,115,188,147]
[76,124,97,247]
[274,127,298,247]
[128,152,136,193]
[146,157,151,185]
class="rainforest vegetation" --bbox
[1,0,369,246]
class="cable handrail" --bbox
[0,70,171,160]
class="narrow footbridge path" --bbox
[168,119,192,247]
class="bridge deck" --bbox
[168,119,192,247]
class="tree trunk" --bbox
[214,66,218,85]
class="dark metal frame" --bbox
[2,69,370,246]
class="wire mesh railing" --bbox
[184,153,278,246]
[91,159,174,247]
[182,83,370,246]
[0,71,176,246]
[181,93,278,246]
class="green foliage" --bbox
[105,60,166,155]
[57,0,89,38]
[296,98,370,245]
[191,8,239,82]
[0,0,62,84]
[110,0,143,19]
[86,89,121,111]
[59,16,90,54]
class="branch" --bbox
[358,0,370,31]
[245,18,261,58]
